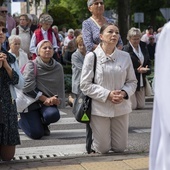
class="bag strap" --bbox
[16,26,19,35]
[92,52,97,83]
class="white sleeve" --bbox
[29,33,36,54]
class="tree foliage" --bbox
[48,4,78,30]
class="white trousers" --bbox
[90,114,129,154]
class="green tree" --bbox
[59,0,89,25]
[0,0,5,6]
[130,0,169,31]
[48,4,78,29]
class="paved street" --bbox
[12,98,153,162]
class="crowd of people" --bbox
[0,0,167,163]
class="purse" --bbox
[72,52,97,123]
[15,88,37,113]
[15,61,38,113]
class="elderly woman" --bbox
[18,40,65,139]
[82,0,123,53]
[80,23,137,154]
[0,19,24,161]
[123,27,151,109]
[29,13,58,59]
[8,35,29,69]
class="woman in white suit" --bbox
[8,35,29,69]
[80,23,137,154]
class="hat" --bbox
[39,14,53,24]
[36,40,52,55]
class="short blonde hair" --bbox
[127,27,142,40]
[76,35,83,47]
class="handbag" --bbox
[15,88,37,113]
[15,61,37,113]
[72,52,97,123]
[145,77,153,96]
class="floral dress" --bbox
[0,49,20,145]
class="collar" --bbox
[95,44,118,64]
[41,28,47,34]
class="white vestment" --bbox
[149,21,170,170]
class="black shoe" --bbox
[43,125,50,136]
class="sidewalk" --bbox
[0,153,149,170]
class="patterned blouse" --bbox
[82,17,123,53]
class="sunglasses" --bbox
[0,28,8,34]
[0,11,7,13]
[93,2,104,6]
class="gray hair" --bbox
[87,0,103,7]
[39,14,53,24]
[8,35,21,45]
[52,25,58,30]
[127,27,142,40]
[68,28,74,34]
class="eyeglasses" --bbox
[93,2,104,6]
[0,11,7,13]
[0,28,8,34]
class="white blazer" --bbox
[80,44,137,117]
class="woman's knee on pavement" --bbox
[19,119,44,139]
[43,107,60,124]
[93,139,111,154]
[28,128,44,139]
[112,141,127,153]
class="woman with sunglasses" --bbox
[0,6,16,36]
[0,18,25,161]
[82,0,123,53]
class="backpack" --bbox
[16,26,32,37]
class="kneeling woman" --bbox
[19,40,65,139]
[80,23,137,154]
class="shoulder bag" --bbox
[72,52,97,123]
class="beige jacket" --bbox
[80,45,137,117]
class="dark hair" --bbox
[148,26,153,30]
[100,23,118,34]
